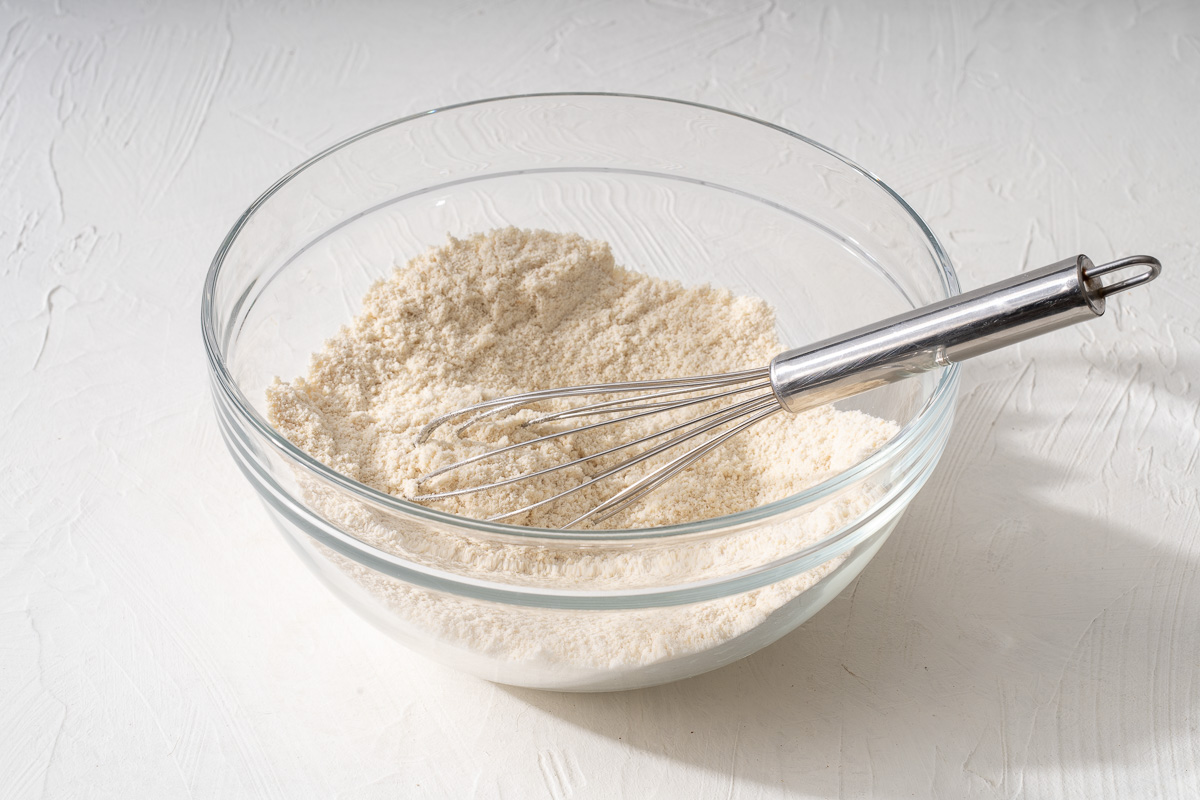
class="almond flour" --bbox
[265,227,898,684]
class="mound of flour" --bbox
[265,228,897,679]
[268,227,895,529]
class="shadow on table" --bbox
[500,368,1194,794]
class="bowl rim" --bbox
[201,91,961,544]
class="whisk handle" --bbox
[769,254,1161,414]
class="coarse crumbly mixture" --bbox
[265,227,898,680]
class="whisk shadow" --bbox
[500,383,1193,794]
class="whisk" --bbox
[414,254,1161,528]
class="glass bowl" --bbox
[202,93,959,692]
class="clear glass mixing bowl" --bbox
[202,93,959,692]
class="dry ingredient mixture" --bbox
[266,228,898,680]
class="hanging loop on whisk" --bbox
[1082,255,1162,298]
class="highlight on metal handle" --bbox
[1082,255,1162,298]
[769,252,1163,414]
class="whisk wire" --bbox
[572,403,784,527]
[484,392,781,523]
[525,379,769,425]
[416,367,769,444]
[413,379,773,491]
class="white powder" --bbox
[266,228,898,686]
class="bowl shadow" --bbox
[499,368,1196,795]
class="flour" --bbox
[266,228,898,684]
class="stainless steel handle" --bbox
[769,254,1162,414]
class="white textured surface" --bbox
[2,0,1197,796]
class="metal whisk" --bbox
[414,254,1161,528]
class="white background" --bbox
[3,0,1198,797]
